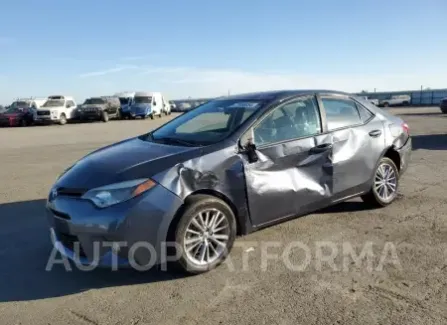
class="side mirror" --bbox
[239,128,258,163]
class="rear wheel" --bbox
[101,111,109,122]
[361,157,399,207]
[20,119,28,127]
[150,114,154,120]
[382,102,389,107]
[174,195,237,274]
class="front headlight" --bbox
[81,178,156,208]
[51,110,58,116]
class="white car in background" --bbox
[34,95,77,125]
[358,96,379,106]
[379,95,411,107]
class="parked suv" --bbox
[35,95,77,125]
[77,96,121,122]
[379,95,411,107]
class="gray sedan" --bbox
[46,90,412,274]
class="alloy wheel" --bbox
[373,162,397,202]
[183,208,230,266]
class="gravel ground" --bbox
[0,107,446,325]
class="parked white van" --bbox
[35,95,77,125]
[129,92,165,119]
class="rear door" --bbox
[318,94,385,199]
[243,95,333,227]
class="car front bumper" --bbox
[46,185,183,268]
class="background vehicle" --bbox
[440,97,447,113]
[114,91,135,119]
[47,90,411,274]
[176,102,192,112]
[379,95,411,107]
[358,96,379,106]
[129,91,164,119]
[76,96,121,122]
[0,106,35,127]
[169,100,177,112]
[35,95,77,125]
[161,96,172,115]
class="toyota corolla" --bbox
[46,90,412,274]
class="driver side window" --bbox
[253,97,321,146]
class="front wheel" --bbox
[59,114,67,125]
[361,157,399,207]
[101,111,109,122]
[174,195,237,274]
[150,114,154,120]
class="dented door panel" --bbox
[243,136,333,227]
[329,117,385,197]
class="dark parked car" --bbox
[0,106,35,127]
[47,90,411,274]
[440,97,447,113]
[76,96,121,122]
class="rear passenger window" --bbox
[321,98,361,131]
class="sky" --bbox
[0,0,446,104]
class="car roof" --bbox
[219,90,352,101]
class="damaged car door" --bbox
[241,95,333,227]
[319,95,385,199]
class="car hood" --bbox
[56,137,200,190]
[39,106,64,110]
[81,104,106,109]
[0,112,22,118]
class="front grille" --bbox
[37,110,50,115]
[57,187,86,197]
[57,232,87,257]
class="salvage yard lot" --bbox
[0,107,446,325]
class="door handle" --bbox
[369,130,382,137]
[310,143,333,154]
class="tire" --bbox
[158,113,162,118]
[59,114,67,125]
[383,102,389,107]
[20,119,28,127]
[403,101,409,106]
[174,195,237,274]
[361,157,399,207]
[101,111,109,122]
[115,109,121,120]
[150,114,154,120]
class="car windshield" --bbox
[119,97,130,105]
[43,100,65,107]
[84,98,105,105]
[134,96,152,104]
[11,101,29,108]
[150,99,263,145]
[5,107,25,113]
